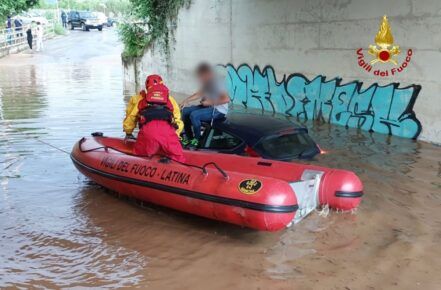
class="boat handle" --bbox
[202,162,229,181]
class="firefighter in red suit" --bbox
[134,79,185,162]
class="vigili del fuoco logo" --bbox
[238,179,262,195]
[356,15,413,77]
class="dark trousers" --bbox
[182,105,225,139]
[27,36,33,49]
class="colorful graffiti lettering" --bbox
[222,64,421,139]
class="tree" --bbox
[0,0,38,22]
[38,0,132,17]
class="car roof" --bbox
[213,112,307,145]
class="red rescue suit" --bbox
[133,82,185,163]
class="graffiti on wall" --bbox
[223,64,421,139]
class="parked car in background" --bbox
[195,113,321,161]
[68,11,103,31]
[93,12,107,27]
[106,17,117,27]
[13,12,49,26]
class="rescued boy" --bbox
[180,63,230,147]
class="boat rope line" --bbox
[71,155,299,213]
[3,122,71,155]
[77,137,230,180]
[4,123,228,180]
[34,138,71,155]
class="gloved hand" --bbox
[124,133,136,141]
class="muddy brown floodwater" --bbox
[1,30,441,290]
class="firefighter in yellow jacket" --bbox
[123,75,183,139]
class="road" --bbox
[2,28,123,64]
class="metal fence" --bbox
[0,22,56,51]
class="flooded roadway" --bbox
[1,29,441,289]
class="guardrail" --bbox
[0,22,56,52]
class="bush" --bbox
[118,22,150,58]
[53,23,66,35]
[119,0,191,57]
[44,10,55,21]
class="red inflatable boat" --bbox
[71,135,363,231]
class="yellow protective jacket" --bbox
[123,94,183,136]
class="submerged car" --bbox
[196,113,321,160]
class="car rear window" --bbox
[203,128,243,150]
[254,132,317,159]
[79,12,93,18]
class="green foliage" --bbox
[53,22,66,35]
[120,0,191,57]
[0,0,38,22]
[43,10,55,20]
[104,0,132,16]
[118,22,150,58]
[38,0,132,17]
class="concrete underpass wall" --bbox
[123,0,441,143]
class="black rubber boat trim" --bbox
[335,191,364,198]
[71,155,298,213]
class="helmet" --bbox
[145,74,163,90]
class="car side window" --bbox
[204,128,242,150]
